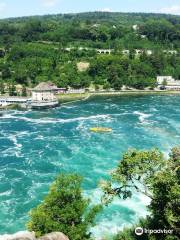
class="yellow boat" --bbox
[90,127,112,133]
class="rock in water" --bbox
[38,232,69,240]
[0,231,36,240]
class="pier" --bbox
[0,97,30,107]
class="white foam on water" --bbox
[1,114,112,125]
[0,133,25,158]
[27,181,44,200]
[0,189,13,197]
[133,111,152,124]
[15,131,29,137]
[9,135,22,149]
[35,135,45,140]
[92,220,127,240]
[150,107,158,112]
[0,113,16,119]
[85,187,150,239]
[62,105,78,109]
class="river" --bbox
[0,94,180,238]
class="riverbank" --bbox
[1,90,180,111]
[57,93,90,105]
[91,90,180,95]
[57,90,180,104]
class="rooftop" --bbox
[33,82,58,91]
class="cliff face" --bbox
[0,231,69,240]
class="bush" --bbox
[27,173,102,240]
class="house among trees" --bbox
[132,24,139,31]
[122,49,130,55]
[157,76,180,90]
[96,49,113,54]
[163,50,177,55]
[31,82,59,109]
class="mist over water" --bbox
[0,95,180,238]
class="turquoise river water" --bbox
[0,95,180,239]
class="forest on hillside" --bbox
[0,12,180,94]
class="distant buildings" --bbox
[66,88,86,94]
[0,81,88,109]
[132,25,139,31]
[146,50,153,55]
[157,76,174,84]
[63,46,178,58]
[122,50,130,55]
[135,49,144,55]
[163,50,177,55]
[96,49,113,54]
[157,76,180,90]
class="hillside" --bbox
[0,12,180,94]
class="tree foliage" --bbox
[27,173,102,240]
[0,12,179,92]
[101,147,180,240]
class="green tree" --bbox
[2,64,11,79]
[27,173,102,240]
[0,80,5,94]
[0,48,5,58]
[103,81,111,90]
[108,66,123,90]
[22,85,27,96]
[14,68,28,85]
[162,79,167,87]
[113,219,149,240]
[9,81,16,96]
[148,147,180,236]
[101,147,180,240]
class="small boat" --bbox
[90,127,112,133]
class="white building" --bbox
[132,25,139,31]
[157,76,180,90]
[31,82,59,109]
[157,76,175,85]
[96,49,113,54]
[163,50,177,55]
[135,49,144,56]
[146,50,153,55]
[122,50,130,55]
[66,88,85,94]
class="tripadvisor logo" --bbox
[135,227,143,236]
[135,227,173,236]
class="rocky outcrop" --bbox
[38,232,69,240]
[0,232,69,240]
[0,231,36,240]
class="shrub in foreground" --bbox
[27,173,102,240]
